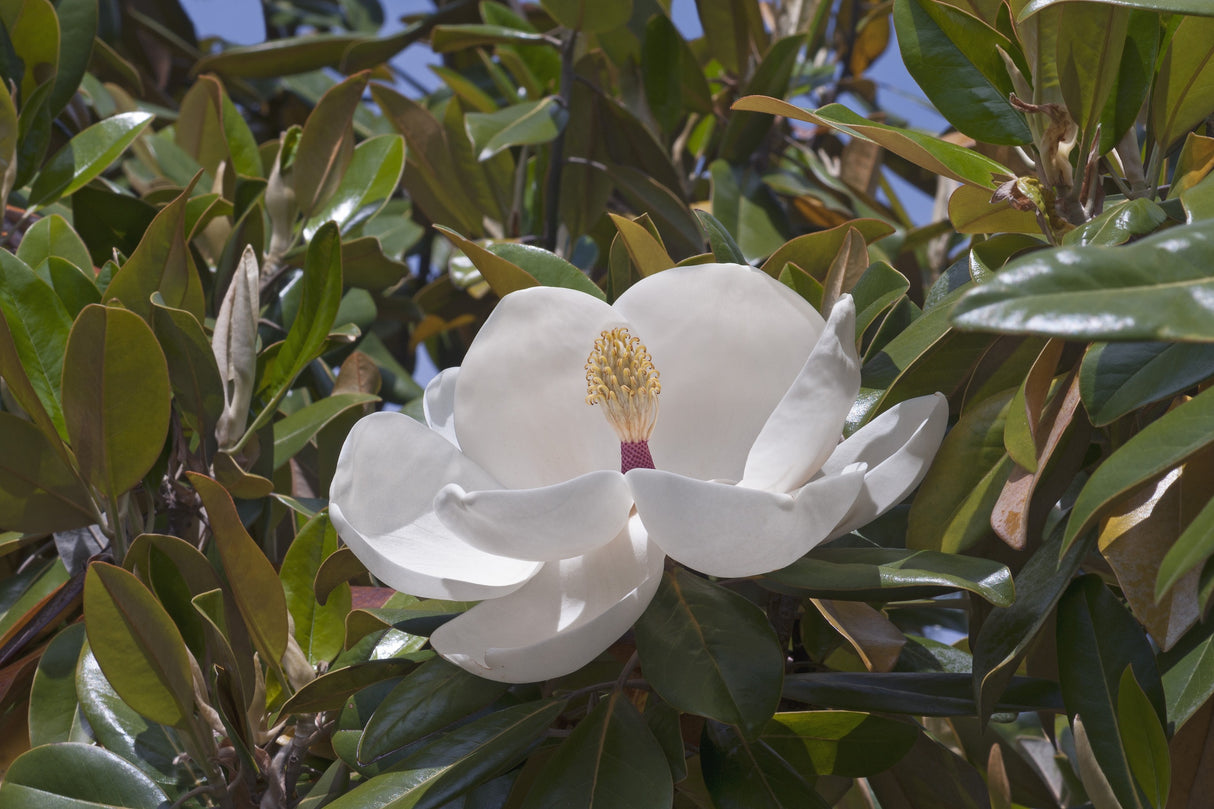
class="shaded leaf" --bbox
[0,742,168,808]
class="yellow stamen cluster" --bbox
[585,328,661,443]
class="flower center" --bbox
[585,327,660,472]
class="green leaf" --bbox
[306,133,405,237]
[708,160,787,263]
[634,569,784,738]
[1150,14,1214,153]
[540,0,632,32]
[488,241,604,299]
[187,473,289,670]
[734,96,1010,188]
[720,35,808,164]
[894,0,1029,145]
[0,79,16,206]
[294,71,369,217]
[1064,384,1214,553]
[907,388,1011,553]
[0,412,94,533]
[760,711,919,777]
[249,222,343,440]
[358,657,509,766]
[429,23,551,52]
[37,257,100,319]
[281,512,352,666]
[1118,666,1171,808]
[0,557,68,640]
[193,33,367,78]
[278,657,422,716]
[700,721,831,809]
[1079,341,1214,427]
[4,0,58,107]
[1056,2,1130,147]
[465,96,568,161]
[1020,0,1214,17]
[0,249,73,440]
[1160,619,1214,729]
[972,524,1093,722]
[695,209,747,265]
[273,392,379,469]
[28,623,89,746]
[83,563,194,729]
[325,698,566,809]
[26,111,154,210]
[765,547,1014,606]
[103,178,206,323]
[1057,575,1163,809]
[784,672,1063,716]
[16,214,94,275]
[642,13,711,132]
[851,262,911,338]
[151,296,226,439]
[1157,495,1214,601]
[49,0,98,117]
[521,691,672,809]
[61,304,170,499]
[952,219,1214,341]
[0,742,168,808]
[1063,198,1168,247]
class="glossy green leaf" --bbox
[540,0,631,32]
[1057,575,1163,809]
[17,214,94,275]
[1064,384,1214,552]
[325,698,567,809]
[766,546,1013,605]
[273,392,378,469]
[521,691,672,809]
[188,473,289,670]
[1020,0,1214,17]
[894,0,1029,145]
[0,742,168,808]
[103,179,206,323]
[465,96,567,161]
[700,720,830,809]
[281,512,352,666]
[907,388,1011,553]
[278,657,422,716]
[850,262,910,338]
[438,225,540,297]
[784,672,1063,715]
[1158,491,1214,602]
[953,219,1214,341]
[972,525,1092,722]
[634,569,784,738]
[0,412,94,533]
[1063,198,1168,247]
[734,97,1010,188]
[760,711,918,777]
[83,562,194,729]
[489,242,604,299]
[49,0,96,116]
[1118,666,1171,808]
[26,112,154,209]
[61,304,170,499]
[1080,341,1214,427]
[1160,619,1214,729]
[4,0,58,107]
[428,23,550,52]
[306,133,404,237]
[28,622,89,746]
[1150,15,1214,153]
[358,657,509,766]
[294,71,369,217]
[0,249,73,440]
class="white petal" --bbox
[434,470,633,561]
[627,465,866,577]
[613,263,825,482]
[821,393,949,539]
[329,411,541,600]
[429,517,664,683]
[422,367,460,448]
[455,287,623,488]
[740,295,860,493]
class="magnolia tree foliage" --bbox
[0,0,1211,807]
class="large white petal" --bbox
[434,470,633,561]
[454,287,623,489]
[329,411,541,600]
[429,517,664,683]
[613,264,825,482]
[627,465,866,577]
[423,367,460,448]
[740,295,860,493]
[820,393,949,539]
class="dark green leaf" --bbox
[700,721,830,809]
[465,97,567,161]
[0,742,168,808]
[784,672,1063,716]
[540,0,632,32]
[28,622,89,747]
[760,711,919,777]
[695,209,747,265]
[1160,619,1214,729]
[294,72,369,217]
[488,242,604,300]
[1080,341,1214,427]
[151,297,225,439]
[1117,666,1170,808]
[48,0,98,116]
[0,413,94,534]
[306,134,405,237]
[520,691,672,809]
[634,569,783,738]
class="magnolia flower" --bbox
[330,264,947,683]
